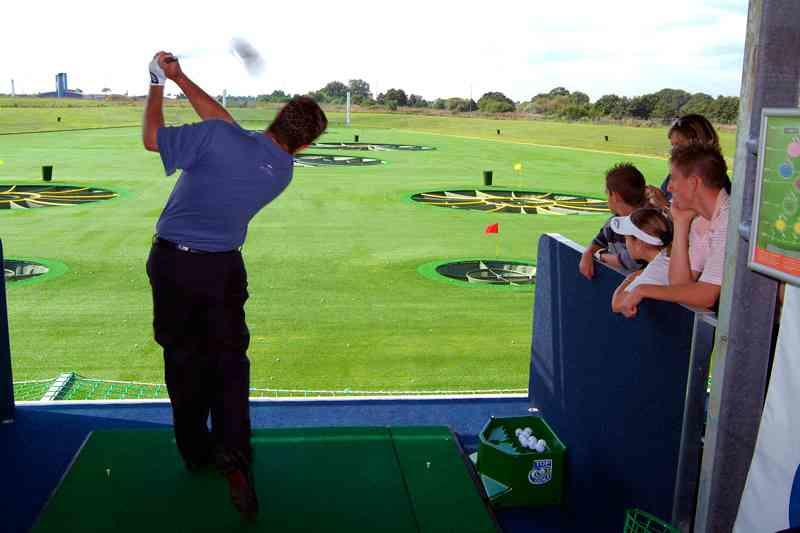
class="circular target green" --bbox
[3,258,68,286]
[410,189,608,215]
[418,259,536,289]
[294,153,385,167]
[311,142,435,151]
[0,184,118,209]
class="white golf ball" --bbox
[524,427,532,435]
[515,428,522,437]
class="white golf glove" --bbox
[149,56,166,86]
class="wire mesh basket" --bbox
[624,508,680,533]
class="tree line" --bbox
[229,81,740,124]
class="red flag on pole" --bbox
[484,223,499,234]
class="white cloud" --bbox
[0,0,748,101]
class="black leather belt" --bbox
[153,236,239,255]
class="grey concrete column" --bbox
[694,1,800,531]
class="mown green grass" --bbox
[0,104,736,393]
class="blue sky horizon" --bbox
[0,0,748,102]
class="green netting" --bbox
[247,386,527,398]
[58,376,169,400]
[12,379,55,401]
[14,373,526,401]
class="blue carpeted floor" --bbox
[0,397,565,533]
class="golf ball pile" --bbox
[515,427,548,452]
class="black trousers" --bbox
[146,243,252,466]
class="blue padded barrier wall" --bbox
[0,240,13,422]
[529,234,695,531]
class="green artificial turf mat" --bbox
[389,426,497,532]
[33,427,497,533]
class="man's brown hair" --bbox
[606,163,646,207]
[268,96,328,154]
[670,142,728,190]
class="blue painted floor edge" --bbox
[1,397,564,533]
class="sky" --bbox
[0,0,749,102]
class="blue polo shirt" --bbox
[155,119,293,252]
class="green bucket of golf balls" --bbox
[476,415,566,507]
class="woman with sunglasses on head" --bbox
[664,115,721,194]
[646,114,723,209]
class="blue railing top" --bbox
[545,232,718,327]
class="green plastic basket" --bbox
[476,415,566,507]
[624,508,680,533]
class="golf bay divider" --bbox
[529,233,714,531]
[0,239,14,422]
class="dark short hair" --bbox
[668,114,720,150]
[670,142,728,190]
[630,207,673,248]
[605,163,646,207]
[268,96,328,154]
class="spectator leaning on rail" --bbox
[610,208,674,314]
[620,142,729,318]
[579,163,649,279]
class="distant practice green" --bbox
[0,103,735,394]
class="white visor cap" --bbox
[609,216,664,246]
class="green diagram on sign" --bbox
[755,116,800,254]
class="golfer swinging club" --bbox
[142,51,327,518]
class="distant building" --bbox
[55,73,67,97]
[38,90,84,99]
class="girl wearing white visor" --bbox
[611,208,674,315]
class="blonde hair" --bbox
[668,114,720,150]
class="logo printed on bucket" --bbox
[528,459,553,485]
